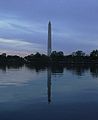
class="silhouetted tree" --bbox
[90,50,98,63]
[72,50,85,57]
[6,55,24,65]
[90,50,98,57]
[24,53,50,65]
[0,53,7,65]
[34,52,41,58]
[50,51,65,62]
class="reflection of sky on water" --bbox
[0,67,47,104]
[51,69,98,103]
[0,67,47,86]
[0,66,98,106]
[0,66,98,120]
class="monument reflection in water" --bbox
[47,68,52,103]
[0,65,98,120]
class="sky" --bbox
[0,0,98,55]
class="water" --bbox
[0,65,98,120]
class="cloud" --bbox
[0,0,98,54]
[0,38,32,45]
[0,38,45,56]
[0,17,47,33]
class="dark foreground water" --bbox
[0,65,98,120]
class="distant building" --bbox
[48,21,52,56]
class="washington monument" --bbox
[48,21,52,56]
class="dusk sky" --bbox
[0,0,98,55]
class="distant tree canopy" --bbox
[90,50,98,57]
[24,52,50,65]
[0,50,98,66]
[50,51,65,61]
[72,50,85,57]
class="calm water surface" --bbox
[0,65,98,120]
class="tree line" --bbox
[0,50,98,66]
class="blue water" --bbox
[0,66,98,120]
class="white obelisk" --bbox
[48,21,52,56]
